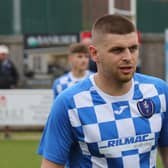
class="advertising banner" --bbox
[24,33,80,49]
[0,89,53,126]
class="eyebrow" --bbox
[108,44,139,52]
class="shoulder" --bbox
[134,73,166,84]
[53,72,71,85]
[134,73,168,91]
[87,70,94,75]
[51,77,93,117]
[56,77,93,104]
[3,59,13,66]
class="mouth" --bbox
[119,66,134,74]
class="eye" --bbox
[77,54,83,58]
[128,45,138,53]
[85,54,89,58]
[109,47,125,54]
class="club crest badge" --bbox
[137,99,154,118]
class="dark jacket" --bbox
[88,59,97,73]
[0,59,19,89]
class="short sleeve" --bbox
[38,95,74,165]
[158,83,168,146]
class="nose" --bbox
[122,48,132,61]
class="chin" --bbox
[120,74,133,82]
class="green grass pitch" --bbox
[0,139,41,168]
[0,132,163,168]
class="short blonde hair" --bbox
[69,43,89,55]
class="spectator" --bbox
[38,14,168,168]
[81,32,97,72]
[0,45,19,89]
[52,42,93,98]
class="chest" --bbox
[69,99,163,157]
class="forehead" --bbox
[98,32,138,48]
[70,52,87,57]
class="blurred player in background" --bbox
[52,42,93,98]
[81,31,97,73]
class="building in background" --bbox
[1,0,168,88]
[0,0,82,88]
[82,0,136,30]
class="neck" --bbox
[71,69,86,78]
[94,73,132,96]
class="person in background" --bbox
[0,45,19,89]
[38,14,168,168]
[52,42,92,98]
[81,32,97,72]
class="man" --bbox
[52,42,92,98]
[38,14,168,168]
[0,45,19,89]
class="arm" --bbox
[158,82,168,167]
[38,94,74,166]
[41,158,64,168]
[159,147,168,168]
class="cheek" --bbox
[100,54,116,65]
[77,58,87,65]
[135,56,139,63]
[71,59,78,66]
[132,55,138,65]
[85,59,89,64]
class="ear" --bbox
[89,45,98,62]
